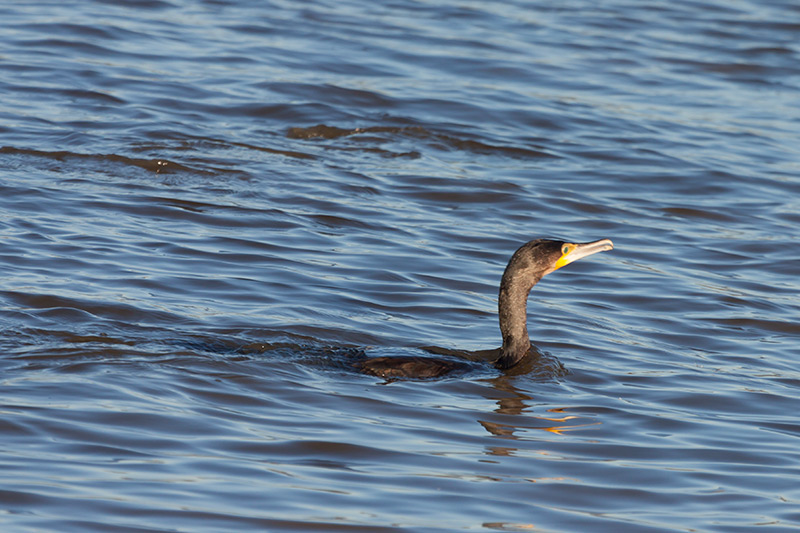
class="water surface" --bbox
[1,0,799,531]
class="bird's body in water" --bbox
[357,238,613,379]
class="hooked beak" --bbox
[553,238,614,271]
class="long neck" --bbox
[494,268,541,369]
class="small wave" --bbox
[0,146,197,174]
[287,123,556,160]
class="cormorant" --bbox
[357,238,613,379]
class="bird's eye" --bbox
[562,244,571,255]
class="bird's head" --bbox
[510,238,614,279]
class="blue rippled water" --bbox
[1,0,799,531]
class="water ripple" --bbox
[1,0,799,531]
